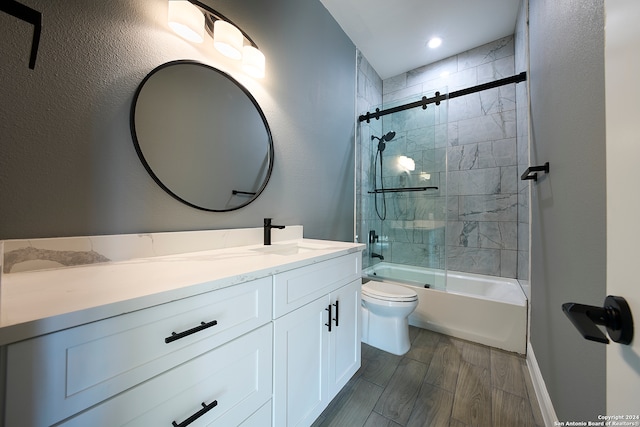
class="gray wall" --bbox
[0,0,356,241]
[529,0,606,420]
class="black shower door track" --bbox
[358,72,527,123]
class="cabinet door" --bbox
[328,279,361,400]
[273,295,331,427]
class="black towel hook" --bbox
[521,162,550,182]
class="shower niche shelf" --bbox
[368,186,438,194]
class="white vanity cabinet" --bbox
[272,253,361,427]
[0,234,364,427]
[3,277,273,427]
[60,323,273,427]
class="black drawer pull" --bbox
[165,320,218,344]
[172,400,218,427]
[333,300,339,327]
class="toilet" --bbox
[360,281,419,355]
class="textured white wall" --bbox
[0,0,356,240]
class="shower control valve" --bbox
[368,230,379,244]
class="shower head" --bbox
[371,131,396,152]
[371,131,396,142]
[383,131,396,141]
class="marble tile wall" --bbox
[379,36,523,278]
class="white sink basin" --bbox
[252,242,333,256]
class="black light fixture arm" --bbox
[0,0,42,69]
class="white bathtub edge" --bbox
[407,286,527,354]
[526,341,559,427]
[408,318,498,350]
[409,315,526,354]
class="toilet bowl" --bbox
[361,281,418,355]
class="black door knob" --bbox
[562,295,634,345]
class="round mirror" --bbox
[131,60,273,211]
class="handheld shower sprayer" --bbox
[371,131,396,221]
[371,131,396,152]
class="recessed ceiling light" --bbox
[428,37,442,49]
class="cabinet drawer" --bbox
[5,277,272,427]
[239,400,272,427]
[273,252,361,318]
[60,324,273,427]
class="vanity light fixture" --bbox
[167,0,266,78]
[213,20,243,59]
[167,0,205,43]
[242,45,266,78]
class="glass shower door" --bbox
[357,89,447,290]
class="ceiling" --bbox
[319,0,521,80]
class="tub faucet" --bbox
[264,218,285,245]
[371,252,384,260]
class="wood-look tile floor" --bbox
[312,326,545,427]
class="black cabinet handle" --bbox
[165,320,218,344]
[325,304,332,332]
[562,295,634,345]
[172,400,218,427]
[333,300,340,327]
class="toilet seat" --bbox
[362,281,418,302]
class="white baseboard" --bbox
[527,342,558,426]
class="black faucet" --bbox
[371,252,384,260]
[264,218,285,245]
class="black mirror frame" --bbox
[130,60,274,212]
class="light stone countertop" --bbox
[0,239,364,346]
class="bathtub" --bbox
[363,262,527,354]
